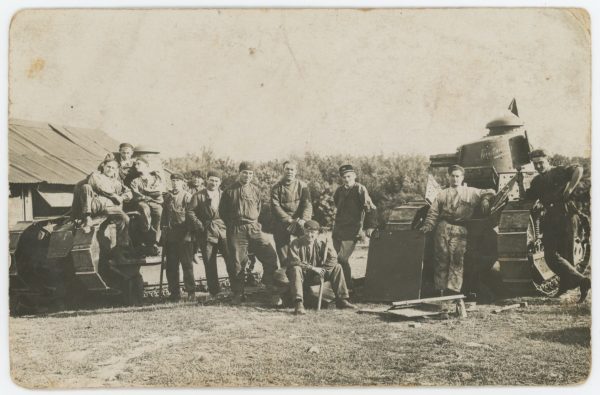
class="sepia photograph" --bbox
[2,2,595,391]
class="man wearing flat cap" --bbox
[187,169,233,296]
[524,149,591,302]
[287,220,356,315]
[162,173,195,301]
[332,164,378,289]
[270,160,313,265]
[219,161,280,305]
[420,164,495,295]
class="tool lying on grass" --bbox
[358,294,467,320]
[492,302,528,314]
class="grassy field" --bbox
[9,287,591,388]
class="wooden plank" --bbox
[386,308,445,318]
[391,294,465,307]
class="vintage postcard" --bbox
[5,6,592,389]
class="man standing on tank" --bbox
[524,149,591,302]
[332,164,378,290]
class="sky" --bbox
[8,8,591,160]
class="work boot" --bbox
[336,299,357,309]
[271,294,283,308]
[231,293,243,306]
[294,300,306,315]
[578,278,591,303]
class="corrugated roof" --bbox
[8,119,119,185]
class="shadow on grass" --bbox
[527,326,590,347]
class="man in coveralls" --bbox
[420,165,495,295]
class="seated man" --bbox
[130,157,166,251]
[287,220,356,315]
[71,159,132,246]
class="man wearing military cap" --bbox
[162,173,195,301]
[525,149,591,302]
[421,164,495,295]
[270,160,313,265]
[287,220,356,315]
[219,161,280,305]
[187,169,232,296]
[332,164,378,289]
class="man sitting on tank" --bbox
[71,158,132,246]
[420,165,495,296]
[129,157,166,254]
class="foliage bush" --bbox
[164,149,591,228]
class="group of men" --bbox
[421,150,590,303]
[72,144,377,314]
[71,142,591,312]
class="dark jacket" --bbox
[219,182,262,227]
[187,189,226,244]
[162,189,192,242]
[270,179,312,227]
[287,235,338,269]
[332,182,377,240]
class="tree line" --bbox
[165,148,591,230]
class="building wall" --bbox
[8,185,33,229]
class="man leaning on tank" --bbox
[523,149,591,302]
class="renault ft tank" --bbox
[8,213,158,315]
[372,101,589,298]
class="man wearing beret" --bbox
[130,157,166,253]
[332,164,378,290]
[219,162,280,305]
[420,164,495,295]
[187,169,232,296]
[287,220,356,315]
[524,149,591,302]
[270,160,313,265]
[162,173,195,301]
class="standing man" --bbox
[162,173,196,301]
[525,149,591,302]
[420,165,495,296]
[332,164,378,290]
[187,170,231,296]
[219,162,280,305]
[287,220,356,315]
[188,170,206,195]
[270,161,313,265]
[130,157,165,254]
[71,159,132,246]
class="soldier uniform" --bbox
[187,170,232,296]
[219,162,279,301]
[525,149,591,300]
[270,177,312,265]
[332,164,377,289]
[422,166,494,293]
[162,173,195,301]
[287,221,353,313]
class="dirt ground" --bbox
[8,239,591,389]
